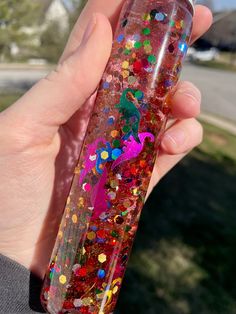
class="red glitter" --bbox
[141,58,149,68]
[63,301,74,309]
[80,307,90,314]
[76,267,87,277]
[133,60,142,72]
[96,229,106,238]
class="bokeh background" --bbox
[0,1,236,313]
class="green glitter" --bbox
[49,271,54,280]
[113,139,120,148]
[148,55,157,64]
[134,41,142,49]
[170,20,175,27]
[121,210,128,216]
[142,28,151,35]
[125,225,132,232]
[124,48,131,55]
[122,125,130,133]
[143,39,151,46]
[111,230,119,238]
[135,90,143,99]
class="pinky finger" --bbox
[161,118,203,155]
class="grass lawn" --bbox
[117,122,236,314]
[1,95,236,313]
[0,93,23,112]
[193,60,236,72]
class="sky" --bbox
[215,0,236,11]
[197,0,236,11]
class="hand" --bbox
[0,2,212,278]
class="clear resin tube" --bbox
[41,0,194,313]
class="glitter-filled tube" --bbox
[41,0,195,313]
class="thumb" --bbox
[0,13,112,144]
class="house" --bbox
[43,0,70,32]
[10,0,70,58]
[195,11,236,52]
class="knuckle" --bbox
[194,119,204,145]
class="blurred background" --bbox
[0,0,236,313]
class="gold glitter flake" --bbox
[123,199,131,208]
[132,188,139,196]
[101,151,109,160]
[110,179,119,188]
[122,70,129,79]
[122,60,129,69]
[111,130,119,138]
[87,231,96,240]
[98,253,107,263]
[144,45,152,53]
[72,214,78,224]
[78,197,84,207]
[59,274,67,285]
[125,41,133,50]
[82,297,93,306]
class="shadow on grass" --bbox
[117,148,236,314]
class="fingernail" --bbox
[82,14,97,43]
[162,129,186,149]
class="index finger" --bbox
[190,5,212,44]
[60,2,212,63]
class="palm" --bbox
[31,101,95,276]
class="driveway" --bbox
[182,64,236,123]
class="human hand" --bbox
[0,1,212,278]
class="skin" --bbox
[0,2,212,279]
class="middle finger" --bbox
[170,81,201,120]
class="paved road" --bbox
[0,68,49,93]
[182,64,236,122]
[0,64,236,122]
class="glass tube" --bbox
[41,1,194,313]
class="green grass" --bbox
[0,93,23,112]
[193,60,236,72]
[117,122,236,314]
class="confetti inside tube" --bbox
[41,0,195,313]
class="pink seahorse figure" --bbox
[90,167,108,219]
[111,132,155,170]
[79,137,106,184]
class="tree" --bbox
[39,0,88,63]
[69,0,87,29]
[0,0,41,60]
[40,20,68,63]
